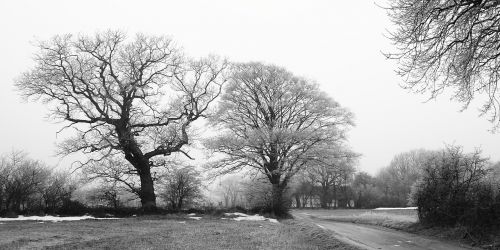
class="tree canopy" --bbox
[16,31,228,209]
[207,62,354,215]
[387,0,500,127]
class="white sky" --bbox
[0,0,499,175]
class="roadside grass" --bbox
[297,209,418,230]
[0,214,356,250]
[295,209,500,249]
[296,209,418,230]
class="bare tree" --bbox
[16,31,228,210]
[410,146,494,229]
[376,149,431,206]
[352,172,383,208]
[87,181,123,209]
[40,171,76,213]
[218,177,242,208]
[386,0,500,127]
[306,147,358,208]
[289,173,315,208]
[83,157,142,198]
[1,151,50,213]
[160,166,203,211]
[207,62,354,215]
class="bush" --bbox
[410,146,500,232]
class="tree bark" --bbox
[138,166,156,211]
[271,183,285,216]
[294,194,301,208]
[320,185,329,208]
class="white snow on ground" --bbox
[224,212,248,217]
[188,217,202,220]
[224,212,278,223]
[0,215,120,222]
[373,207,417,210]
[187,213,196,216]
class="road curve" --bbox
[292,211,474,250]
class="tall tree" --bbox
[207,62,354,215]
[386,0,500,127]
[16,31,228,210]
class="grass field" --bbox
[297,208,418,230]
[0,214,358,250]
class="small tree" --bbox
[161,166,203,211]
[208,62,354,216]
[87,182,123,209]
[218,177,242,208]
[40,171,76,213]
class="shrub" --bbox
[410,146,500,232]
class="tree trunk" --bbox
[333,184,337,208]
[271,183,285,216]
[294,194,301,208]
[320,185,329,208]
[138,166,156,211]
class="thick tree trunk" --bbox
[271,183,285,216]
[138,166,156,211]
[320,185,329,208]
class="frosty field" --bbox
[0,214,356,250]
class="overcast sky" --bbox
[1,0,499,174]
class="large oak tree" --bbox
[17,31,228,209]
[207,62,354,215]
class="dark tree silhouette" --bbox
[16,31,228,210]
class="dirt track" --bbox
[292,210,474,250]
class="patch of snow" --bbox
[224,212,249,217]
[178,221,186,224]
[0,215,120,222]
[224,212,278,223]
[316,224,325,229]
[220,218,228,220]
[373,207,417,210]
[229,213,278,223]
[187,213,196,216]
[188,217,202,220]
[267,218,279,223]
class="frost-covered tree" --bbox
[208,62,354,215]
[16,31,228,210]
